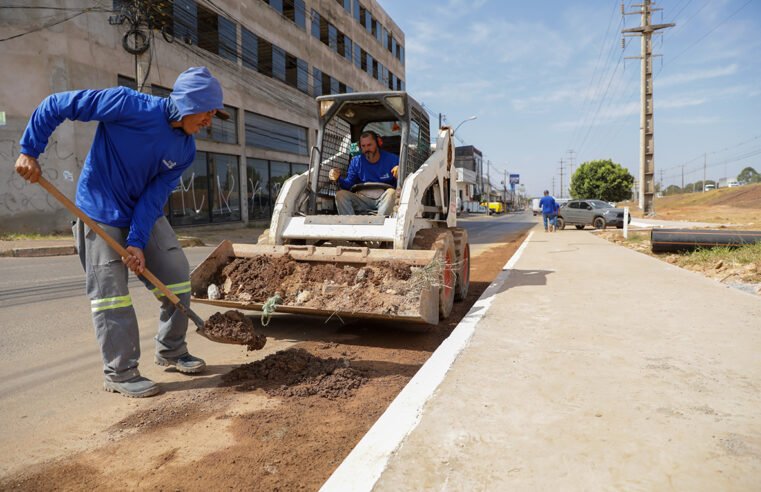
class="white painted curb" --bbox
[320,231,535,492]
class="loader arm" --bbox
[394,127,458,249]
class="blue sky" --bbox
[381,0,761,197]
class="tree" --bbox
[569,159,634,202]
[664,184,682,195]
[737,166,760,184]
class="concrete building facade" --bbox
[0,0,405,234]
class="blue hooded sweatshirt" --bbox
[19,67,225,249]
[338,150,399,190]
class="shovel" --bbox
[36,176,216,338]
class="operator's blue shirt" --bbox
[19,87,196,249]
[539,195,557,214]
[338,150,399,190]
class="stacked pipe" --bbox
[651,229,761,253]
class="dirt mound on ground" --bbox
[222,348,368,400]
[205,254,432,318]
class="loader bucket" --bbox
[190,241,441,324]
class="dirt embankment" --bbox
[0,230,529,491]
[621,182,761,225]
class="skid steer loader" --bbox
[190,91,470,324]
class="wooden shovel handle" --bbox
[37,176,184,308]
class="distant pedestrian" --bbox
[14,67,229,398]
[549,200,560,231]
[539,190,557,232]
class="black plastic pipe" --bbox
[651,229,761,253]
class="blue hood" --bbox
[169,66,228,119]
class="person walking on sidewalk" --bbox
[14,67,229,398]
[329,131,399,216]
[539,190,557,232]
[549,200,560,232]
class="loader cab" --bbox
[308,92,431,214]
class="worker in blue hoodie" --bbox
[14,67,228,398]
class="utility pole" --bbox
[552,176,556,197]
[681,164,684,191]
[484,160,491,200]
[503,169,507,201]
[703,153,707,192]
[623,0,674,215]
[659,168,664,194]
[567,149,576,193]
[558,158,565,199]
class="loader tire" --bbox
[450,228,470,302]
[412,229,456,321]
[257,228,271,245]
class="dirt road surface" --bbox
[0,217,530,491]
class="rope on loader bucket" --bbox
[260,294,283,327]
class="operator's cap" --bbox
[170,66,229,120]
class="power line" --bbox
[0,6,107,43]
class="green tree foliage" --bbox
[569,159,634,202]
[664,184,682,195]
[737,166,760,184]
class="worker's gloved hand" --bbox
[123,246,145,275]
[15,154,42,183]
[391,165,399,178]
[329,168,341,182]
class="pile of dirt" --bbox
[204,254,429,318]
[200,310,266,350]
[222,348,368,400]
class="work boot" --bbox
[103,376,159,398]
[155,353,206,374]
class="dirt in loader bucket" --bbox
[201,310,267,351]
[201,253,441,320]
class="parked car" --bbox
[556,199,631,230]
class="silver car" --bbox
[556,199,630,230]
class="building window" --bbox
[247,159,308,220]
[353,43,361,69]
[198,105,238,144]
[311,9,320,38]
[210,153,241,222]
[273,45,286,81]
[292,0,306,29]
[247,158,271,219]
[312,67,323,97]
[353,0,360,21]
[297,58,309,94]
[242,28,258,70]
[117,74,136,90]
[218,16,237,62]
[257,37,273,77]
[321,72,331,96]
[170,151,209,226]
[328,24,338,51]
[245,112,308,155]
[266,0,283,14]
[173,0,197,45]
[365,53,372,76]
[151,84,172,97]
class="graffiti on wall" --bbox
[0,138,81,215]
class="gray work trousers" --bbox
[335,188,396,216]
[74,217,191,382]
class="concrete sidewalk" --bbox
[328,225,761,491]
[0,224,265,257]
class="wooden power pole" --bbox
[622,0,674,215]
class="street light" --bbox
[453,115,477,135]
